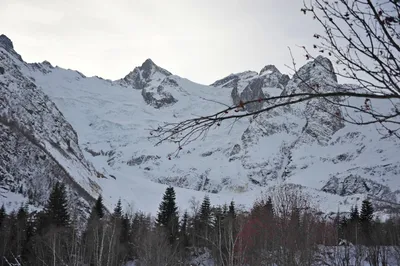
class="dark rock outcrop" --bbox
[213,64,289,112]
[0,34,23,61]
[231,78,265,112]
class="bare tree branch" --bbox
[149,0,400,154]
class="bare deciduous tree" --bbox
[137,227,181,266]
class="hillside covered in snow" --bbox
[1,34,399,215]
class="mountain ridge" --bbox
[1,34,399,216]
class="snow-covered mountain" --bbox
[1,34,399,216]
[0,35,100,216]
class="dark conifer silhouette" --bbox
[156,186,179,243]
[44,182,70,228]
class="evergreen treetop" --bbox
[94,195,105,219]
[44,182,70,228]
[360,199,374,223]
[0,205,6,227]
[200,195,211,224]
[180,211,189,233]
[228,200,236,218]
[265,197,274,217]
[350,205,359,222]
[156,186,178,227]
[113,198,123,218]
[156,186,179,244]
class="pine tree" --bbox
[84,194,106,238]
[5,211,18,262]
[339,216,348,240]
[222,203,228,216]
[44,182,70,227]
[228,200,236,219]
[116,213,131,262]
[35,210,50,235]
[212,206,224,226]
[199,195,212,242]
[113,199,123,218]
[265,197,274,217]
[212,205,225,240]
[180,211,189,248]
[17,204,28,226]
[83,194,107,266]
[360,199,374,223]
[156,186,179,243]
[156,186,178,226]
[350,205,359,222]
[86,195,105,225]
[180,211,188,234]
[0,205,5,228]
[360,199,374,245]
[22,213,36,263]
[348,205,360,244]
[120,214,131,244]
[264,197,274,249]
[94,195,105,219]
[15,205,29,258]
[200,195,211,225]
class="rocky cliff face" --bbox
[1,34,399,215]
[212,64,289,112]
[0,34,22,61]
[0,35,100,214]
[118,58,177,108]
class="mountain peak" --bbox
[0,34,14,50]
[293,55,337,83]
[314,55,334,70]
[313,55,337,82]
[139,58,172,80]
[119,58,172,89]
[141,58,156,69]
[259,64,281,75]
[42,60,53,66]
[0,34,23,61]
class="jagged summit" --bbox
[118,58,172,90]
[114,58,177,108]
[139,58,172,80]
[141,58,156,71]
[313,55,335,74]
[295,55,337,83]
[259,64,281,75]
[314,55,334,68]
[0,34,22,61]
[209,71,258,88]
[0,34,13,50]
[211,63,290,112]
[42,60,54,68]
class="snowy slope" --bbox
[27,60,258,213]
[0,35,100,217]
[1,34,399,217]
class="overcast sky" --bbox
[1,0,320,84]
